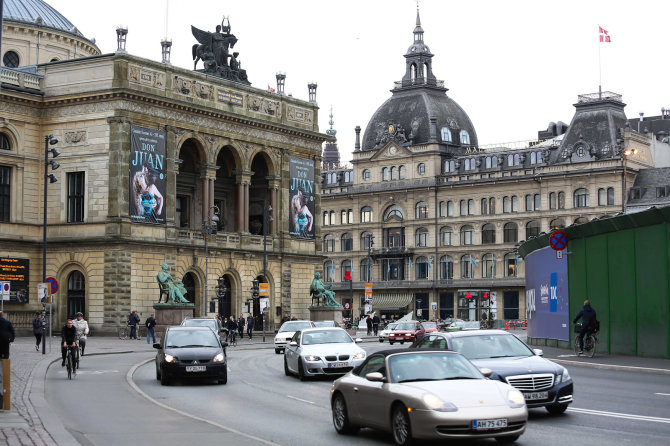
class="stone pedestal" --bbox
[153,304,195,339]
[309,306,344,325]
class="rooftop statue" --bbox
[191,17,250,85]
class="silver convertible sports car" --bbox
[330,349,527,445]
[284,327,366,380]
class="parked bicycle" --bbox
[573,323,597,357]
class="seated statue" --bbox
[156,263,190,304]
[309,272,342,308]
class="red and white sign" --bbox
[46,276,59,295]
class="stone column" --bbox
[234,170,252,233]
[268,176,281,235]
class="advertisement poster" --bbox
[129,125,166,224]
[289,157,315,239]
[0,257,29,303]
[524,246,570,341]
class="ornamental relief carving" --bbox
[128,65,165,89]
[287,106,313,125]
[0,101,40,118]
[64,131,87,144]
[245,94,281,118]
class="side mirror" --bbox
[365,372,384,382]
[533,348,544,356]
[479,368,493,378]
[289,341,298,347]
[355,338,363,343]
[153,343,161,349]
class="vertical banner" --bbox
[129,125,166,224]
[289,157,315,239]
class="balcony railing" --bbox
[1,66,43,91]
[393,78,445,89]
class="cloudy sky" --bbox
[48,0,670,163]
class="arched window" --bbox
[443,160,455,173]
[440,255,454,280]
[415,256,429,279]
[464,158,472,171]
[360,258,372,282]
[341,233,353,251]
[482,253,495,278]
[399,165,406,179]
[323,211,329,226]
[447,201,454,217]
[468,199,474,215]
[341,260,352,281]
[534,194,541,211]
[415,201,428,219]
[482,223,496,244]
[514,154,520,165]
[324,260,334,282]
[362,169,371,181]
[530,152,537,164]
[507,154,514,167]
[330,210,335,224]
[504,222,518,243]
[481,198,488,215]
[574,188,589,208]
[341,209,347,224]
[415,228,429,247]
[489,197,496,215]
[574,217,588,225]
[536,152,543,163]
[440,226,453,246]
[550,218,565,230]
[348,209,353,223]
[607,187,615,205]
[549,192,557,209]
[491,156,498,167]
[384,205,404,221]
[526,220,541,239]
[503,196,511,213]
[439,201,446,217]
[558,191,566,209]
[382,167,389,181]
[441,127,452,142]
[598,188,606,206]
[361,232,374,250]
[525,194,533,211]
[0,133,11,150]
[67,271,86,318]
[417,163,426,176]
[460,130,470,145]
[504,252,518,277]
[512,195,518,212]
[460,225,474,245]
[391,166,398,180]
[460,255,473,278]
[360,206,373,223]
[323,234,335,252]
[460,200,467,216]
[485,157,492,169]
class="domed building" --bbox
[1,0,100,67]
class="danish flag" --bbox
[599,26,611,43]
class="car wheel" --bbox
[284,355,291,376]
[389,341,394,345]
[160,371,170,386]
[400,341,405,345]
[391,404,412,446]
[332,393,358,435]
[275,348,281,354]
[156,366,161,381]
[496,435,520,443]
[379,339,383,343]
[218,368,228,385]
[546,404,568,415]
[298,359,307,381]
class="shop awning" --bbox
[371,293,413,309]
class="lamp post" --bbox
[216,277,228,320]
[622,147,638,213]
[43,135,60,355]
[202,205,219,317]
[262,203,273,343]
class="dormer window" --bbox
[460,130,470,145]
[440,127,452,142]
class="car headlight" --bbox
[557,367,571,383]
[353,352,366,360]
[506,389,526,408]
[213,353,225,363]
[164,354,178,363]
[423,393,458,412]
[304,355,321,361]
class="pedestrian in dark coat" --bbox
[0,311,16,358]
[365,315,373,335]
[573,299,597,354]
[33,311,44,351]
[246,314,254,340]
[238,314,245,339]
[145,314,157,344]
[372,313,380,336]
[128,310,140,339]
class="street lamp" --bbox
[622,147,638,213]
[43,134,59,355]
[216,276,228,319]
[262,204,273,343]
[202,205,219,316]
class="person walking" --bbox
[237,313,245,340]
[246,314,254,340]
[0,311,16,358]
[145,313,157,344]
[365,314,373,336]
[573,299,597,355]
[128,310,140,340]
[372,312,380,336]
[226,316,238,344]
[33,311,43,351]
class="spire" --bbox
[414,2,424,43]
[322,106,340,169]
[397,3,442,91]
[326,106,337,136]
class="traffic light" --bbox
[252,279,260,299]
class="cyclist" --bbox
[73,312,89,356]
[226,316,238,344]
[573,299,597,355]
[61,319,78,367]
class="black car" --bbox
[154,326,228,386]
[411,330,573,414]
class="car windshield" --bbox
[166,330,220,348]
[388,352,482,383]
[451,334,533,360]
[385,323,398,331]
[279,321,313,332]
[423,322,437,329]
[395,323,416,330]
[302,329,353,345]
[182,319,217,331]
[313,321,336,327]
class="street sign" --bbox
[1,282,9,301]
[37,283,48,303]
[344,302,350,309]
[549,231,568,251]
[46,276,58,294]
[259,282,269,297]
[364,282,372,300]
[431,301,437,310]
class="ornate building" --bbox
[1,0,325,332]
[320,9,662,323]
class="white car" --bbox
[284,327,366,380]
[274,320,314,354]
[379,322,399,343]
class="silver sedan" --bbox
[284,328,366,380]
[330,350,527,445]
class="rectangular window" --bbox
[176,195,189,228]
[439,201,446,217]
[0,166,10,222]
[67,172,85,223]
[348,209,353,223]
[460,200,467,216]
[503,291,519,320]
[657,187,667,198]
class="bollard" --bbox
[522,320,527,330]
[505,320,510,330]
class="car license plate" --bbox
[523,391,548,400]
[472,418,507,430]
[328,362,348,368]
[185,365,206,372]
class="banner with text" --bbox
[289,157,315,239]
[129,125,166,224]
[0,257,29,303]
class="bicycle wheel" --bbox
[584,335,596,358]
[118,326,128,340]
[573,335,581,355]
[66,351,73,380]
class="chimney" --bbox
[354,126,361,152]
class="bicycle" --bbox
[573,323,597,358]
[118,325,146,340]
[65,345,77,379]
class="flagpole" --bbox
[598,25,602,99]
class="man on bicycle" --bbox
[73,312,89,356]
[226,316,238,344]
[61,319,78,367]
[573,299,597,355]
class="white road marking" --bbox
[286,395,316,405]
[569,407,670,424]
[655,393,670,396]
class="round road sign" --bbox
[345,303,350,309]
[549,231,568,251]
[46,276,58,294]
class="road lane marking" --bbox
[569,407,670,424]
[655,393,670,396]
[286,395,316,405]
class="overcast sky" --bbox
[48,0,670,164]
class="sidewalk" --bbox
[1,330,669,445]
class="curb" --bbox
[550,358,670,375]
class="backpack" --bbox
[33,317,42,329]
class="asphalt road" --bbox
[45,345,670,446]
